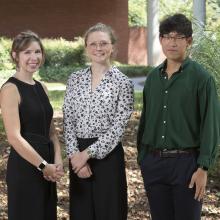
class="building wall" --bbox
[0,0,128,63]
[128,27,165,65]
[128,27,148,65]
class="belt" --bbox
[151,148,197,158]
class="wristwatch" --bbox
[37,160,48,171]
[198,165,208,171]
[86,148,93,159]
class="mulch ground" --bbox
[0,112,219,219]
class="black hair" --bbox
[159,13,192,37]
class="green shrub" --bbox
[0,37,13,71]
[191,28,220,97]
[129,0,146,27]
[38,37,86,81]
[117,65,153,78]
[39,66,84,82]
[42,37,86,68]
[0,36,152,82]
[0,70,15,87]
[39,64,152,82]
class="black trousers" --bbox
[141,152,202,220]
[69,138,128,220]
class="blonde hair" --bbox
[84,23,117,46]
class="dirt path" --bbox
[0,112,219,219]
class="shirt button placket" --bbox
[162,87,168,143]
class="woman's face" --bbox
[13,41,43,74]
[85,31,114,65]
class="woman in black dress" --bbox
[0,31,63,220]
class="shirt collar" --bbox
[89,65,115,77]
[159,57,191,74]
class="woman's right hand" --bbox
[43,164,63,182]
[77,163,92,178]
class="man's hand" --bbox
[70,150,90,173]
[77,163,93,178]
[189,168,207,201]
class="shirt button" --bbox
[164,77,167,79]
[164,105,167,109]
[163,121,166,124]
[165,90,168,94]
[162,136,165,139]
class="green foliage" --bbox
[128,0,193,27]
[39,37,86,82]
[118,65,153,78]
[39,66,83,82]
[134,91,143,111]
[48,90,65,110]
[43,37,86,68]
[129,0,147,27]
[0,37,87,82]
[160,0,193,20]
[208,154,220,182]
[128,0,220,30]
[0,117,4,134]
[0,70,15,87]
[48,90,143,112]
[207,0,220,30]
[0,37,14,71]
[191,28,220,97]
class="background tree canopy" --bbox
[129,0,220,30]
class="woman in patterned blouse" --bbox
[63,23,134,220]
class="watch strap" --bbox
[37,160,48,171]
[199,165,208,171]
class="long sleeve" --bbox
[136,89,147,164]
[197,76,220,168]
[63,75,79,157]
[136,75,152,164]
[86,79,134,159]
[137,87,146,153]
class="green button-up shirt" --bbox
[137,57,220,168]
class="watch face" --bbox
[39,163,46,170]
[37,160,47,171]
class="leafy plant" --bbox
[190,25,220,97]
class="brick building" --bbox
[0,0,129,63]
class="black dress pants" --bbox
[141,152,202,220]
[69,138,128,220]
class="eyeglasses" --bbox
[162,35,186,42]
[88,41,112,49]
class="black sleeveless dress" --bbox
[5,77,57,220]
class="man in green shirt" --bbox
[137,13,220,220]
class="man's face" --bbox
[160,32,192,62]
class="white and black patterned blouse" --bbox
[63,66,134,159]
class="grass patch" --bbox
[0,117,4,133]
[48,90,65,111]
[44,82,66,91]
[48,90,143,112]
[134,91,143,111]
